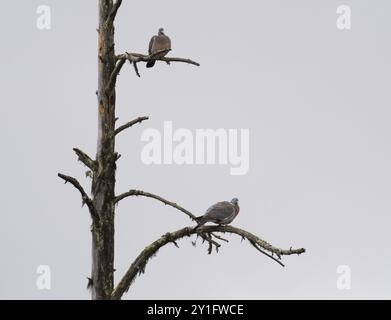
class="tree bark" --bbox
[91,0,116,300]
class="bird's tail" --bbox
[194,216,207,230]
[146,60,156,68]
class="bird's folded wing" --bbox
[151,36,171,54]
[148,36,157,55]
[206,201,234,220]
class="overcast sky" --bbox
[0,0,390,299]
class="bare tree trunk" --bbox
[91,0,116,300]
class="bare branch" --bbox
[248,240,284,267]
[115,189,196,220]
[194,232,221,254]
[131,60,140,78]
[107,0,122,24]
[107,51,199,85]
[57,173,98,221]
[159,56,200,66]
[210,233,229,243]
[117,52,200,66]
[203,232,220,254]
[111,225,305,299]
[114,116,149,137]
[114,52,200,76]
[73,148,96,171]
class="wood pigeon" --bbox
[146,28,171,68]
[195,198,240,228]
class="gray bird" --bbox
[195,198,240,228]
[146,28,171,68]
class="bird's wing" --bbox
[151,35,171,54]
[165,35,171,50]
[148,35,156,54]
[205,202,234,220]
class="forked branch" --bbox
[111,225,305,299]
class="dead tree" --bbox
[58,0,305,300]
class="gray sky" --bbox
[0,0,390,299]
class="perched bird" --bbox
[146,27,171,68]
[195,198,240,228]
